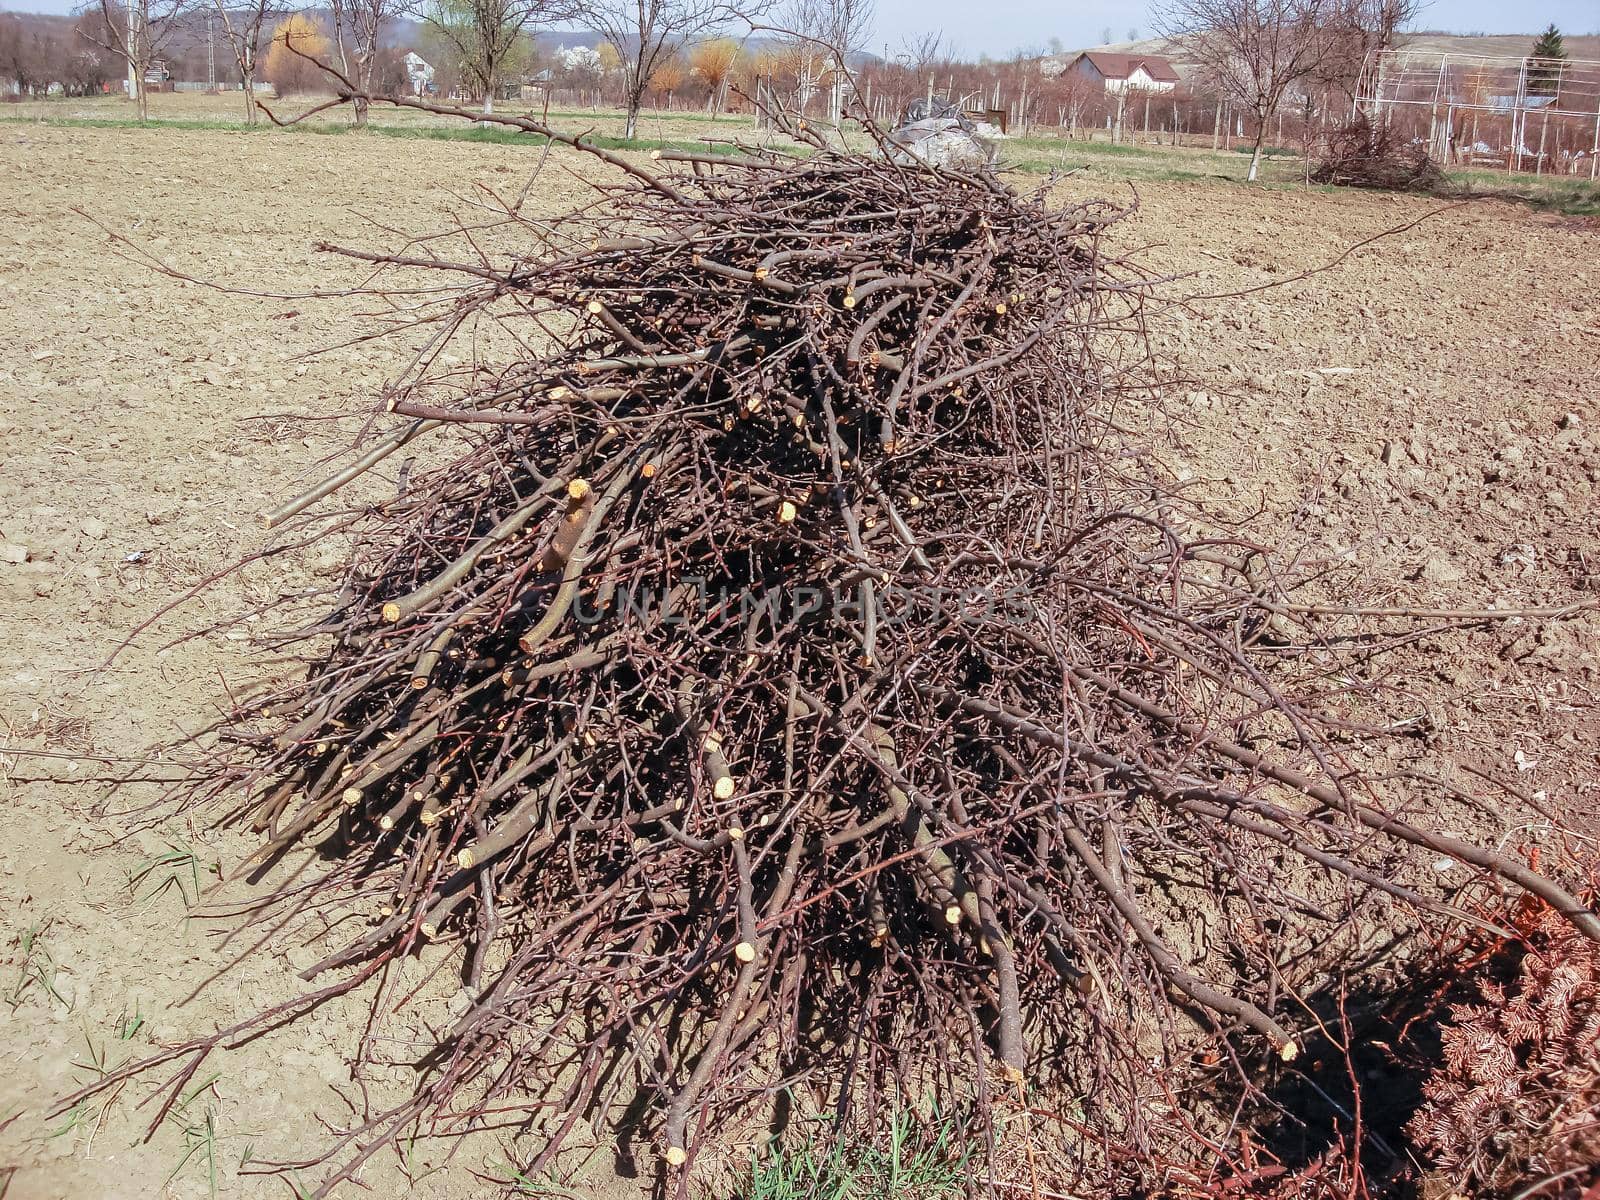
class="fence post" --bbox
[1510,58,1528,173]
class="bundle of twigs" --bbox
[73,96,1599,1196]
[1312,114,1448,193]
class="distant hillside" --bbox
[1056,28,1600,71]
[1395,30,1600,59]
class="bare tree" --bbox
[1156,0,1334,180]
[573,0,759,139]
[897,28,943,105]
[413,0,556,114]
[1046,63,1094,138]
[1317,0,1422,108]
[781,0,872,123]
[0,13,29,93]
[78,0,192,121]
[755,33,824,114]
[0,13,67,94]
[900,28,942,74]
[211,0,281,123]
[330,0,402,126]
[1353,0,1417,53]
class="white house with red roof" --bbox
[1058,51,1181,94]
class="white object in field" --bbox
[885,118,998,172]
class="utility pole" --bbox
[207,14,216,91]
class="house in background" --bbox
[518,68,553,102]
[403,51,434,96]
[1059,51,1181,94]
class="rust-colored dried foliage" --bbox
[1409,865,1600,1197]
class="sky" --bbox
[5,0,1598,60]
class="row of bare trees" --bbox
[553,0,878,141]
[35,0,870,137]
[53,0,283,121]
[24,0,560,125]
[12,0,1420,170]
[0,12,121,96]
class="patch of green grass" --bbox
[0,114,250,133]
[1005,153,1239,183]
[538,105,771,127]
[6,919,68,1011]
[1227,141,1297,157]
[486,1161,588,1196]
[165,1072,224,1198]
[370,122,774,155]
[126,841,210,910]
[998,132,1317,186]
[115,1000,147,1042]
[49,1098,92,1141]
[741,1108,969,1200]
[0,111,803,156]
[77,999,151,1085]
[16,103,1591,214]
[1448,168,1600,216]
[1005,134,1170,158]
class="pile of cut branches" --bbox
[1312,114,1448,193]
[75,98,1598,1196]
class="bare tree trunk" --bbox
[127,2,149,124]
[625,85,641,138]
[1248,118,1266,180]
[241,71,256,124]
[353,53,371,127]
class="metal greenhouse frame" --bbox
[1357,48,1600,176]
